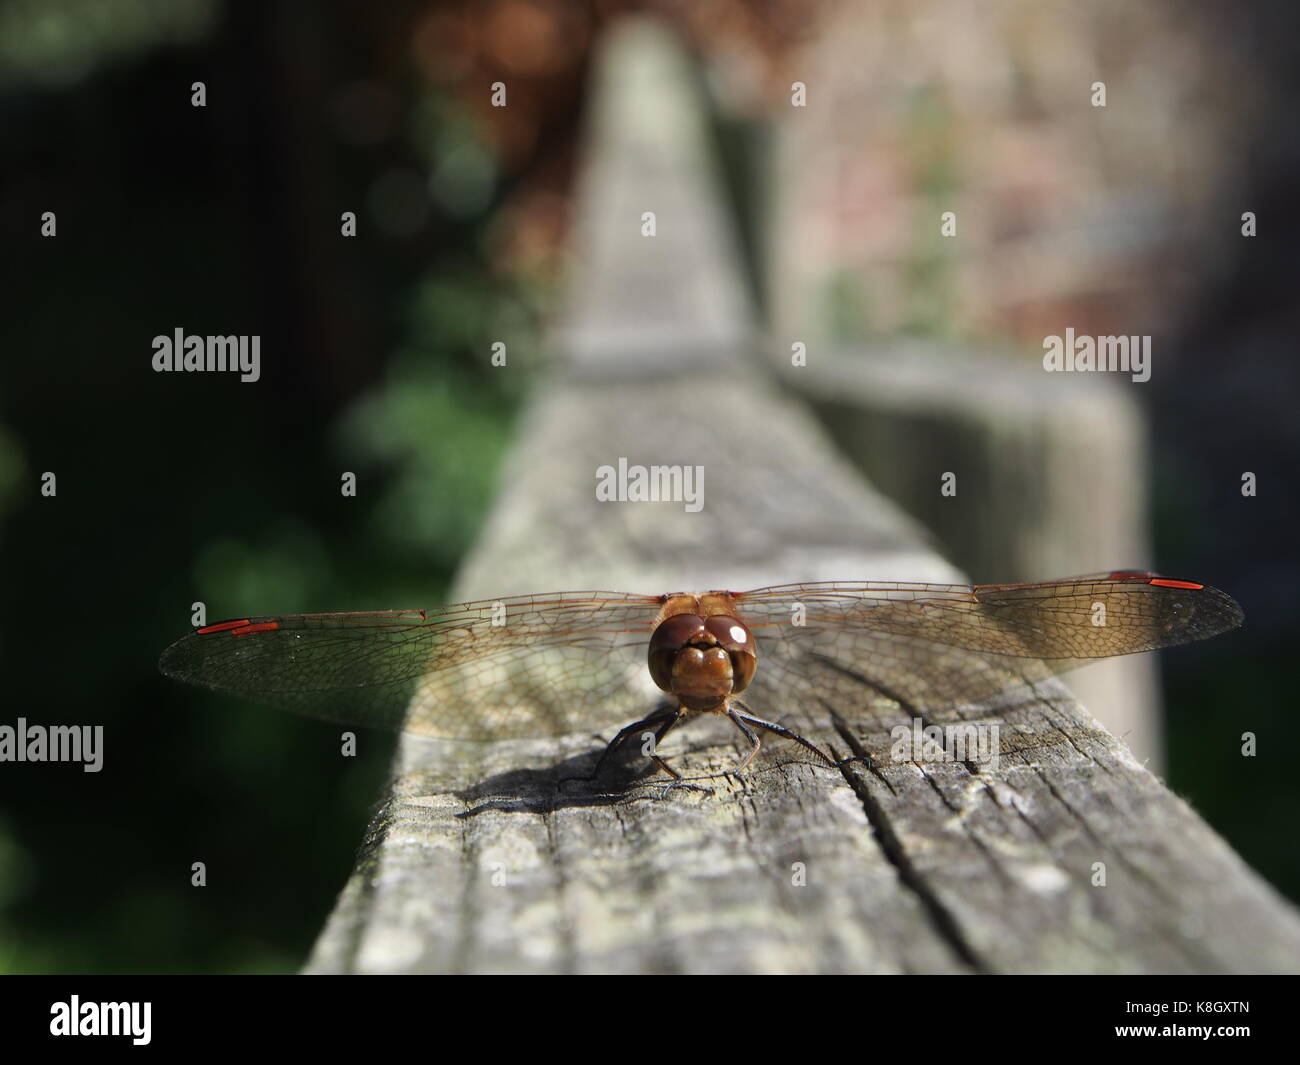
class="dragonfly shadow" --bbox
[452,742,718,817]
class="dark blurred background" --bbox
[0,0,1296,972]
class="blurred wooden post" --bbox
[306,17,1300,974]
[760,7,1174,769]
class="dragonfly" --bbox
[158,571,1242,778]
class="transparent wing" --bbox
[158,591,664,739]
[160,573,1242,745]
[731,572,1243,732]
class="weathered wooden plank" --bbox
[306,17,1300,975]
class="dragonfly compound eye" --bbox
[704,614,757,693]
[648,613,707,692]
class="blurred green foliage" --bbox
[0,0,216,89]
[0,4,538,972]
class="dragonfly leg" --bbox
[595,704,679,779]
[648,708,686,779]
[726,709,762,773]
[731,703,837,767]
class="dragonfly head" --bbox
[647,612,757,711]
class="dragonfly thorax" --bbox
[647,611,757,711]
